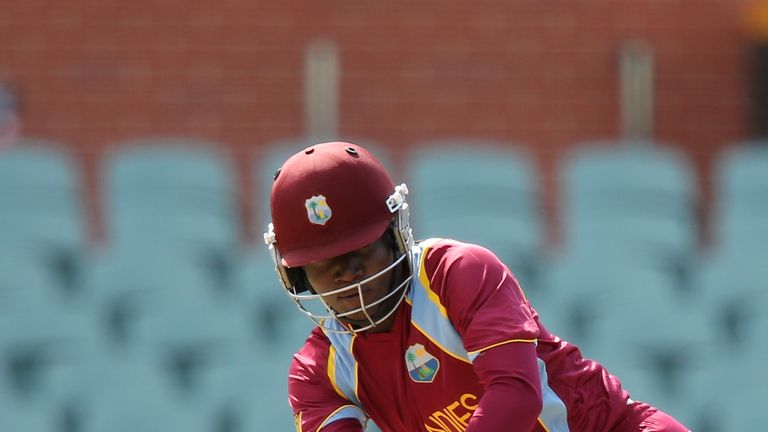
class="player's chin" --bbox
[339,305,381,326]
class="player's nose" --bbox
[334,256,365,285]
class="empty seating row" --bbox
[3,137,766,266]
[1,136,766,432]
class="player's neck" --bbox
[363,310,399,333]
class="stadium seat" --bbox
[0,307,97,432]
[559,142,697,280]
[538,253,712,413]
[231,249,332,431]
[221,351,299,431]
[77,284,257,431]
[76,255,281,430]
[101,138,240,301]
[405,140,543,290]
[234,247,315,349]
[712,142,768,258]
[693,252,768,353]
[84,249,239,349]
[103,138,238,252]
[130,299,252,399]
[0,251,75,312]
[682,345,768,432]
[78,353,212,432]
[0,140,87,297]
[0,139,85,248]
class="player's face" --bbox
[302,235,395,327]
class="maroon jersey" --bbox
[288,239,653,432]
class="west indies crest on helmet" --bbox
[264,141,413,333]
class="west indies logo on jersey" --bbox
[405,343,439,383]
[305,195,332,225]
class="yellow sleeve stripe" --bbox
[317,405,362,431]
[410,319,473,364]
[294,411,302,432]
[538,417,552,432]
[326,345,346,400]
[467,338,537,357]
[416,239,449,318]
[350,334,360,404]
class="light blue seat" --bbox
[539,252,711,413]
[0,251,74,312]
[0,398,54,432]
[672,253,768,431]
[230,251,333,431]
[406,140,542,289]
[693,252,768,353]
[78,353,212,432]
[84,249,236,348]
[712,142,768,258]
[588,271,712,406]
[76,302,254,431]
[130,300,252,405]
[103,138,238,251]
[0,141,87,298]
[234,248,315,349]
[560,142,697,273]
[224,348,302,431]
[0,140,85,250]
[538,254,692,350]
[0,307,98,432]
[682,347,768,432]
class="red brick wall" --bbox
[0,0,752,246]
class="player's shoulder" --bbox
[290,327,332,375]
[418,238,505,273]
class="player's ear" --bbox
[286,267,314,294]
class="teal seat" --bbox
[130,301,252,406]
[0,140,85,249]
[0,398,55,432]
[79,353,211,432]
[0,141,86,297]
[0,307,97,432]
[539,253,711,412]
[406,140,542,289]
[713,143,768,258]
[224,349,302,431]
[560,142,697,273]
[0,250,75,312]
[683,348,767,432]
[84,249,237,348]
[234,248,315,349]
[103,138,238,251]
[76,306,254,431]
[694,252,768,353]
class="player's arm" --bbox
[426,242,543,432]
[290,338,367,432]
[465,341,542,431]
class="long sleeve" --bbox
[290,330,369,432]
[421,241,544,431]
[465,341,543,432]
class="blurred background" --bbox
[1,1,767,431]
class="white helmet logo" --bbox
[305,195,332,225]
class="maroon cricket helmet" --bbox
[269,141,396,268]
